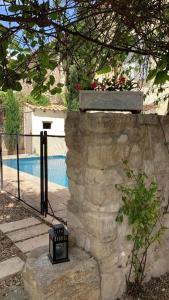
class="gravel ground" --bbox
[119,273,169,300]
[0,274,30,300]
[0,231,26,263]
[0,193,35,299]
[0,194,33,224]
[2,193,169,300]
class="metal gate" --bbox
[0,132,67,224]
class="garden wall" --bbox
[65,112,169,300]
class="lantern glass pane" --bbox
[55,242,66,260]
[49,238,53,258]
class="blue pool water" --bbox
[3,155,68,188]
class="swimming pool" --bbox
[3,155,68,188]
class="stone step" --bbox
[15,234,49,253]
[7,223,49,243]
[0,217,41,233]
[23,247,100,300]
[0,257,24,281]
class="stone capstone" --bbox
[79,91,143,111]
[23,246,100,300]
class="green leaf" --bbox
[50,87,62,95]
[31,41,37,48]
[14,82,22,91]
[57,82,64,88]
[0,24,8,33]
[50,12,58,19]
[126,234,132,241]
[147,69,157,81]
[96,65,112,75]
[8,5,22,12]
[154,70,169,85]
[49,75,55,86]
[40,54,49,67]
[10,51,18,57]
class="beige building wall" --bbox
[23,105,67,155]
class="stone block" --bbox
[68,181,86,206]
[84,168,122,186]
[87,145,114,168]
[82,211,117,242]
[154,143,168,162]
[85,184,121,207]
[89,237,117,260]
[128,143,143,169]
[137,114,158,125]
[101,268,126,300]
[117,134,128,144]
[67,167,84,185]
[66,150,85,168]
[87,144,130,168]
[65,112,80,133]
[23,246,100,300]
[84,133,113,146]
[79,112,137,134]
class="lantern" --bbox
[48,224,69,264]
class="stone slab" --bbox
[79,90,143,111]
[0,218,41,233]
[15,234,49,253]
[2,286,30,300]
[42,215,60,226]
[23,246,100,300]
[0,257,24,280]
[7,224,49,242]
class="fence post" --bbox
[0,135,3,190]
[16,135,21,199]
[40,131,44,215]
[44,131,48,216]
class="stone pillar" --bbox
[65,112,169,300]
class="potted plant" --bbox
[75,74,143,113]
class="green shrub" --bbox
[4,90,22,151]
[116,162,166,288]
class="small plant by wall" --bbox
[116,162,166,291]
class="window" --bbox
[43,121,52,130]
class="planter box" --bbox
[79,91,143,113]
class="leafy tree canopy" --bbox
[0,0,169,98]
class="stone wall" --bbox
[65,112,169,300]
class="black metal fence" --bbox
[0,132,67,224]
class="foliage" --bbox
[4,90,22,151]
[116,162,166,287]
[0,91,6,105]
[75,74,139,91]
[27,95,49,106]
[62,33,117,110]
[63,65,81,111]
[0,1,168,98]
